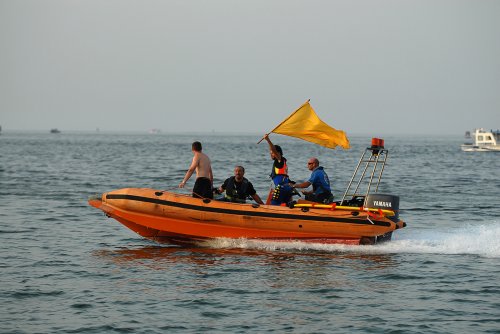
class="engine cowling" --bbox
[365,194,399,220]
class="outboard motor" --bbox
[365,194,399,221]
[364,194,400,244]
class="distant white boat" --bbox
[461,128,500,152]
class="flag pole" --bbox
[257,99,310,144]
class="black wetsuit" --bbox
[221,176,257,203]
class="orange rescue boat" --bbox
[89,98,407,247]
[88,188,404,245]
[88,137,406,245]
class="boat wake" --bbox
[200,222,500,258]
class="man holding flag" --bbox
[263,133,294,205]
[259,99,349,204]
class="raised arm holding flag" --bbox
[259,100,350,205]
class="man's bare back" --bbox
[179,142,213,188]
[192,151,212,179]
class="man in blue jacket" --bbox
[292,157,333,203]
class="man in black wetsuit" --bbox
[216,166,264,204]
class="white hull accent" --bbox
[461,145,500,152]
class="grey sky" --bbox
[1,0,499,135]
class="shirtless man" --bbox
[179,141,214,199]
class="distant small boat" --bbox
[50,128,61,134]
[461,128,500,152]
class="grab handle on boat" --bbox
[154,186,183,196]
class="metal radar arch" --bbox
[340,138,388,207]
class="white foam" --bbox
[199,222,500,258]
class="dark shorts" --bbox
[305,191,333,204]
[193,177,213,199]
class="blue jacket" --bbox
[308,166,331,195]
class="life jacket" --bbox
[224,176,249,203]
[270,157,288,180]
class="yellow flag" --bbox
[271,100,350,149]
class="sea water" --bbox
[1,132,499,333]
